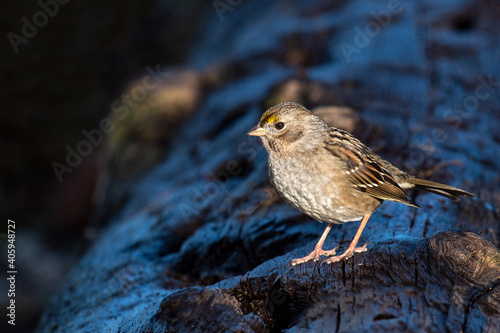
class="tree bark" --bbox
[37,0,500,332]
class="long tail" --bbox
[407,177,475,200]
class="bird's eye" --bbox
[274,122,285,130]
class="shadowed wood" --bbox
[36,1,500,332]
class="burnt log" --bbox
[37,0,500,332]
[156,230,500,332]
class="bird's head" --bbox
[247,102,327,154]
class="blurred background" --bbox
[1,1,208,331]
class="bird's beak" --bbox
[247,124,265,137]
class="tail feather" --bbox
[408,177,475,200]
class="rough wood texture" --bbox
[38,0,500,332]
[156,231,500,332]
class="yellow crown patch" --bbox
[261,112,279,124]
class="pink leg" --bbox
[324,213,372,264]
[290,223,338,266]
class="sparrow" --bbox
[248,102,474,265]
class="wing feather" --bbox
[325,130,418,207]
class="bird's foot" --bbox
[323,242,371,264]
[290,246,339,266]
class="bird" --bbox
[247,102,474,265]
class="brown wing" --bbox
[325,130,419,207]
